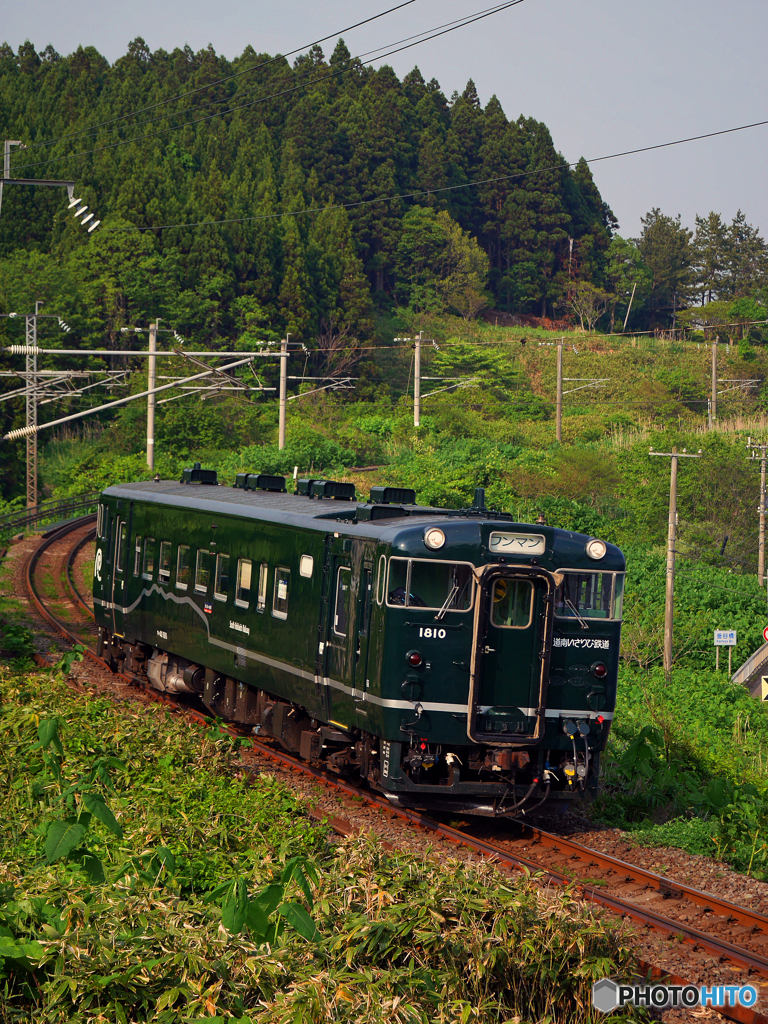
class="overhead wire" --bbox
[93,115,768,234]
[13,0,424,153]
[15,2,522,155]
[13,0,527,174]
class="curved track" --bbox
[24,517,768,1024]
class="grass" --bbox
[0,664,640,1023]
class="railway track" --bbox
[21,516,768,1024]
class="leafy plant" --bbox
[31,716,125,881]
[209,855,319,942]
[1,622,35,659]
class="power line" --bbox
[98,115,768,235]
[12,0,424,155]
[12,0,527,174]
[15,3,520,157]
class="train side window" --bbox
[195,550,211,593]
[272,567,289,620]
[134,537,142,576]
[375,554,387,605]
[333,567,351,636]
[491,579,533,628]
[359,568,372,637]
[142,538,156,579]
[299,554,313,578]
[613,574,625,620]
[176,545,190,590]
[115,521,127,573]
[214,554,230,601]
[235,558,252,607]
[96,504,103,538]
[158,541,172,583]
[257,562,268,612]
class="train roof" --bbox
[103,479,484,530]
[101,479,625,570]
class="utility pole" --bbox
[0,140,22,218]
[622,283,637,333]
[146,320,158,469]
[709,340,717,428]
[747,437,768,585]
[556,337,563,442]
[25,303,41,510]
[0,137,74,221]
[2,307,70,510]
[414,331,422,428]
[278,335,289,450]
[650,446,702,674]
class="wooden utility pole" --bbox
[414,330,422,428]
[709,340,717,428]
[556,337,563,442]
[649,446,702,674]
[25,304,40,510]
[747,437,768,585]
[278,334,289,450]
[146,320,157,469]
[622,283,637,332]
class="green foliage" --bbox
[598,666,768,877]
[0,667,636,1021]
[0,622,35,659]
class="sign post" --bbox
[714,629,737,674]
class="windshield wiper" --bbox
[435,583,459,621]
[564,597,590,631]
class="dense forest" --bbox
[1,35,765,358]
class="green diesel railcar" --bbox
[93,466,624,816]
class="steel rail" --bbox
[22,519,768,1024]
[510,823,768,936]
[64,526,97,618]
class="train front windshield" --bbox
[555,571,624,620]
[387,558,474,611]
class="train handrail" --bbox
[0,491,100,534]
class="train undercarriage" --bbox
[99,628,596,817]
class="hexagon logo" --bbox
[592,978,620,1013]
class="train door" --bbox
[325,553,354,684]
[110,516,128,637]
[322,536,363,726]
[93,502,111,616]
[467,564,556,744]
[353,561,374,704]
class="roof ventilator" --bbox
[369,486,416,505]
[180,462,218,485]
[298,479,355,500]
[234,473,286,492]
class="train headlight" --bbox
[585,538,607,560]
[424,527,445,550]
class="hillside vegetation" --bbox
[0,665,636,1023]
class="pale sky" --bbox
[3,0,767,239]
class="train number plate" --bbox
[418,627,447,639]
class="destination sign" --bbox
[489,532,546,556]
